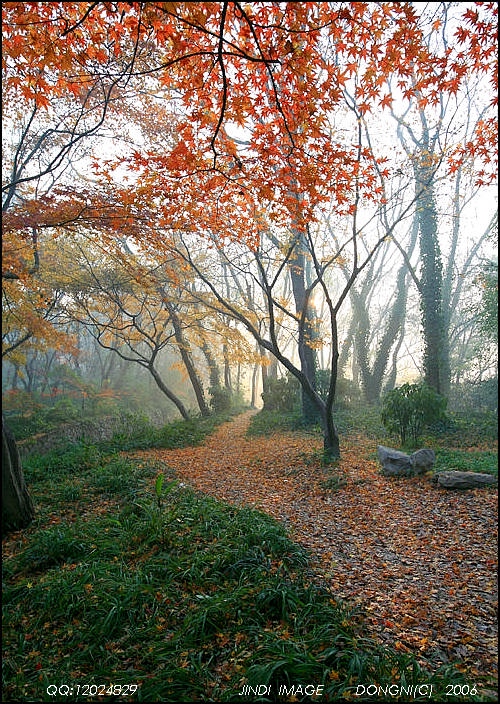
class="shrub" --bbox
[2,389,43,414]
[381,382,447,446]
[209,385,233,414]
[45,397,79,422]
[261,374,300,412]
[247,408,303,436]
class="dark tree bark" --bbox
[288,229,320,425]
[2,416,35,533]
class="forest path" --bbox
[133,410,498,683]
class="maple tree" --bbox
[125,3,495,456]
[2,1,498,524]
[53,236,254,419]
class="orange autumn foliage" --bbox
[2,2,497,350]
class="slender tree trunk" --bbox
[251,360,259,408]
[222,343,232,390]
[321,405,340,460]
[323,319,341,459]
[355,263,412,404]
[383,324,405,395]
[10,364,22,390]
[288,231,320,424]
[304,317,341,460]
[148,365,190,420]
[2,416,35,532]
[168,306,210,416]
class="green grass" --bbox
[434,449,498,477]
[3,414,497,702]
[246,405,388,441]
[246,409,305,436]
[95,411,235,453]
[7,406,236,457]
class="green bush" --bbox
[434,449,498,476]
[261,374,300,412]
[209,385,233,413]
[44,397,80,422]
[381,382,447,446]
[247,409,303,436]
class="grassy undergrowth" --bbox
[3,415,497,702]
[99,411,235,452]
[246,406,388,440]
[248,408,498,477]
[433,449,498,477]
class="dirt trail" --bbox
[135,410,498,682]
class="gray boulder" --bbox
[435,471,497,489]
[410,448,436,474]
[377,445,413,476]
[377,445,435,477]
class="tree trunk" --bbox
[223,343,232,390]
[319,400,340,461]
[415,160,448,395]
[305,320,341,460]
[251,360,259,408]
[201,341,221,390]
[2,416,35,532]
[168,305,210,417]
[356,263,412,404]
[322,321,341,460]
[288,231,320,425]
[148,365,190,420]
[383,324,405,395]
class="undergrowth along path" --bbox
[133,410,498,685]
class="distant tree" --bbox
[390,5,497,397]
[476,243,498,344]
[57,245,197,419]
[333,215,418,405]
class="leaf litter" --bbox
[132,410,498,685]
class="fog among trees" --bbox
[2,1,497,519]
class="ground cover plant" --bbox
[3,409,498,702]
